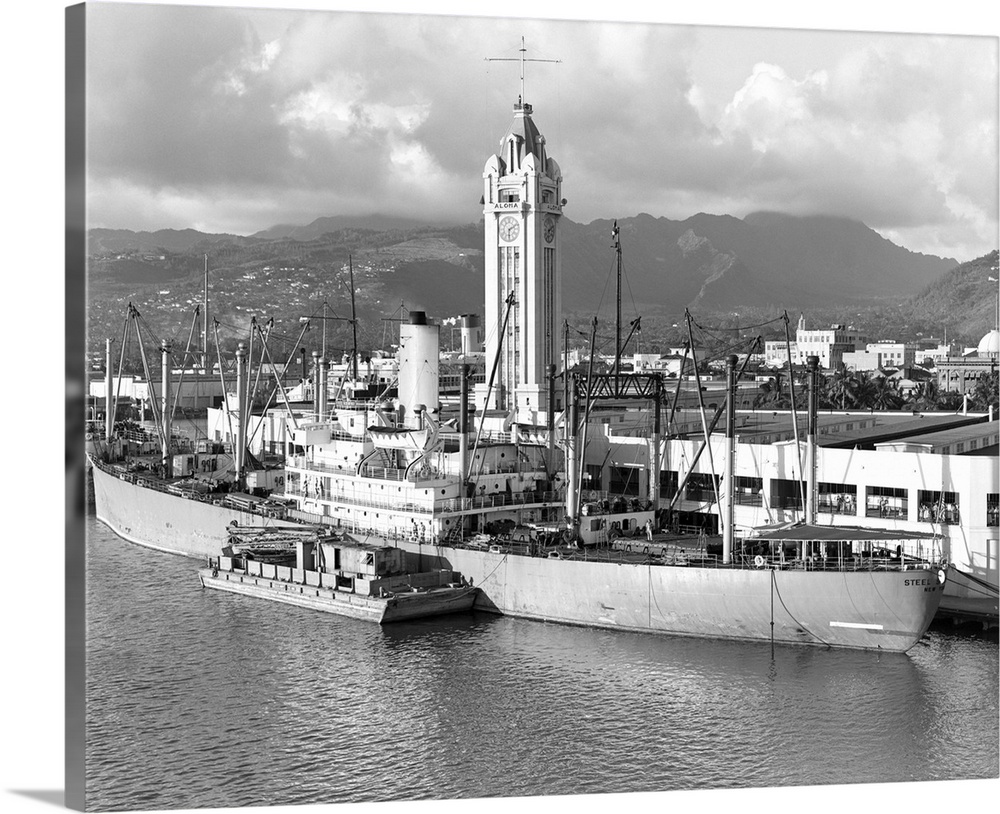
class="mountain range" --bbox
[89,210,960,315]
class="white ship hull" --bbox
[90,461,296,560]
[395,540,944,652]
[90,461,946,651]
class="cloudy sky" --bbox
[83,1,998,262]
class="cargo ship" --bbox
[89,322,948,651]
[89,89,955,651]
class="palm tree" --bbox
[753,378,780,409]
[866,375,903,411]
[936,389,965,411]
[824,365,860,409]
[969,370,999,412]
[906,379,942,411]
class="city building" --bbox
[764,339,796,368]
[936,329,999,395]
[794,315,867,369]
[842,341,916,372]
[917,342,957,365]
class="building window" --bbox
[866,486,907,519]
[819,482,857,515]
[770,478,805,510]
[734,476,764,506]
[584,464,603,493]
[988,494,999,528]
[659,470,679,500]
[610,466,641,497]
[687,472,721,502]
[918,490,960,524]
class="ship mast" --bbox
[565,374,579,539]
[349,254,359,382]
[202,254,209,372]
[783,312,807,513]
[612,220,622,386]
[105,338,114,443]
[311,351,321,421]
[805,355,820,526]
[161,340,172,478]
[722,354,738,565]
[235,343,248,485]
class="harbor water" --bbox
[84,515,998,811]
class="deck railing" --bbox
[444,540,944,573]
[282,485,565,515]
[91,458,288,518]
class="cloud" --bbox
[670,34,998,258]
[83,6,997,261]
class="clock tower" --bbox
[477,97,564,419]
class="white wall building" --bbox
[575,411,999,613]
[90,373,225,411]
[842,342,916,372]
[794,316,867,369]
[917,343,957,365]
[764,340,796,368]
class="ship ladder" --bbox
[441,523,464,546]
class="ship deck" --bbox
[403,531,942,574]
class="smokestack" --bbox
[461,314,482,355]
[398,312,439,428]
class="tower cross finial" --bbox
[486,36,561,107]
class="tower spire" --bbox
[486,36,561,107]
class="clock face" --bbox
[499,216,520,242]
[543,216,555,244]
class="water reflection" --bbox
[85,517,998,810]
